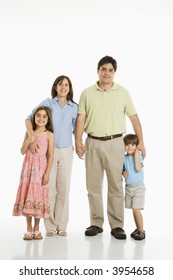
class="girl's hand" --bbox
[42,173,49,185]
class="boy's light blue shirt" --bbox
[123,153,144,185]
[26,97,78,148]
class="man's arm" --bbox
[75,114,86,159]
[129,114,146,158]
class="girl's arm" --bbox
[134,149,143,172]
[42,132,54,185]
[20,132,35,155]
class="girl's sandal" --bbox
[23,231,33,240]
[57,230,67,236]
[46,230,57,237]
[33,231,43,240]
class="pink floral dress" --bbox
[13,134,50,218]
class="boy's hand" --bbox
[122,170,128,178]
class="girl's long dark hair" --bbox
[32,106,54,133]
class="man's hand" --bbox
[75,143,86,159]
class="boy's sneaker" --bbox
[130,229,138,238]
[134,230,145,240]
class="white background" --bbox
[0,0,173,278]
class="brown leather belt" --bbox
[88,134,122,141]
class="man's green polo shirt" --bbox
[78,82,137,137]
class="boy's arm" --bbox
[134,149,143,172]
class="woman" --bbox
[25,75,78,236]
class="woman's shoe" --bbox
[57,230,67,236]
[46,230,57,237]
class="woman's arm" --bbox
[25,119,39,154]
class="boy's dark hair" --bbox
[123,134,139,146]
[97,56,117,72]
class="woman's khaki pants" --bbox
[44,146,73,232]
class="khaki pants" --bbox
[85,136,125,229]
[44,146,73,231]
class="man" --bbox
[75,56,146,239]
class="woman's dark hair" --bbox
[51,75,77,104]
[123,134,139,146]
[97,56,117,72]
[32,106,54,133]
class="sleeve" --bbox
[78,91,86,115]
[72,104,78,134]
[125,91,137,117]
[123,157,126,171]
[26,98,51,120]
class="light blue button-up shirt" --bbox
[26,97,78,148]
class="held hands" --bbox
[137,143,146,159]
[75,142,86,160]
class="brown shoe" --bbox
[134,230,145,240]
[131,229,138,238]
[85,225,103,236]
[111,227,127,239]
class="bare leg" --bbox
[34,218,40,232]
[132,208,144,232]
[33,218,43,239]
[26,216,32,232]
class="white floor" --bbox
[1,203,173,261]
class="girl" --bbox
[13,106,54,240]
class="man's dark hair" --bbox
[97,56,117,72]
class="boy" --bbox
[123,134,146,240]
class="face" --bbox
[35,110,48,128]
[98,63,115,85]
[125,143,137,155]
[55,78,70,98]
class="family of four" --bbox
[13,55,146,242]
